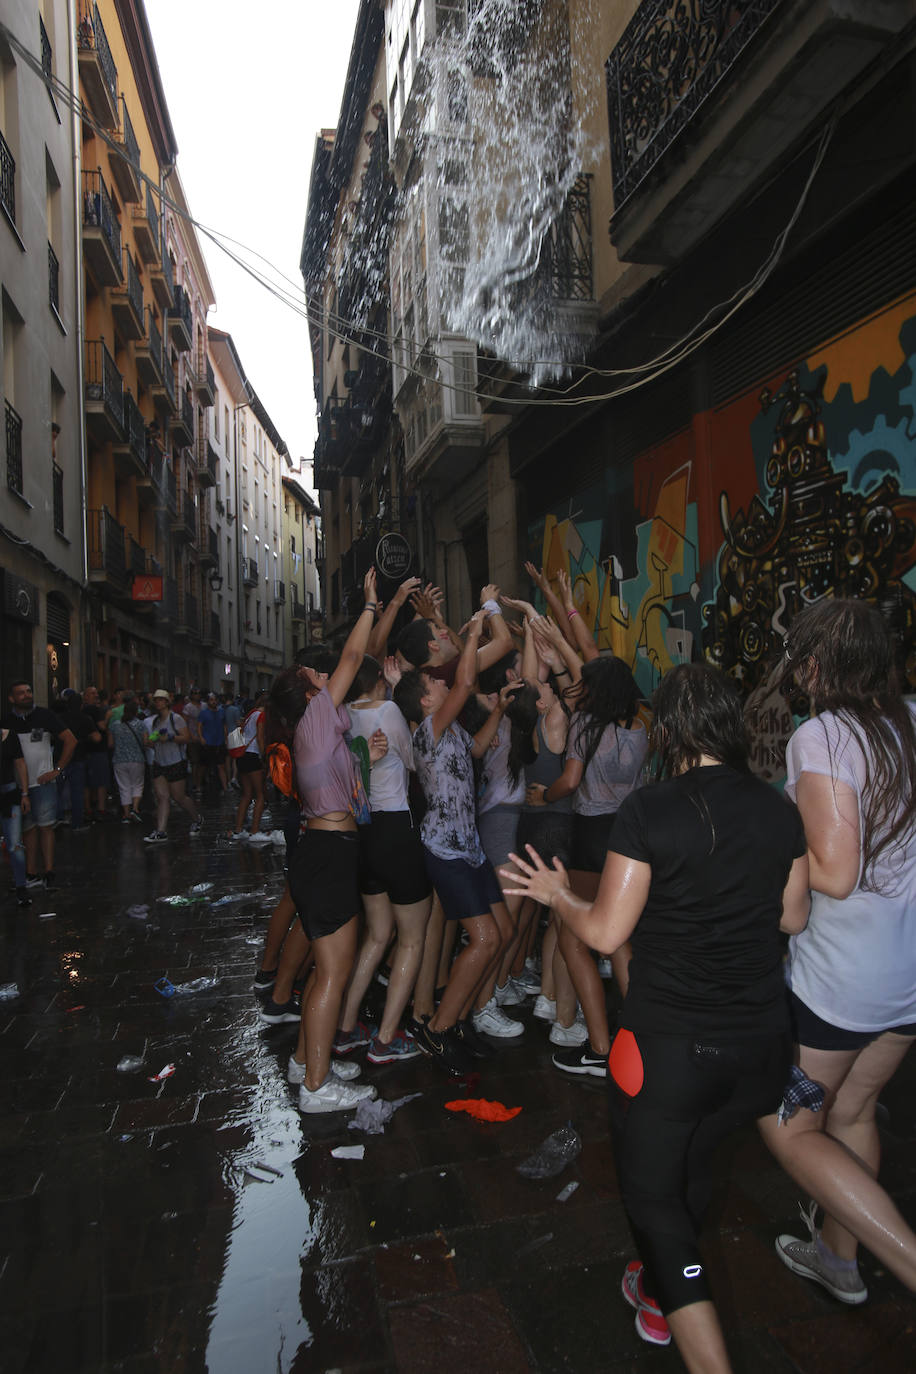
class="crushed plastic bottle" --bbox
[0,982,20,1000]
[555,1181,580,1203]
[170,976,219,994]
[188,882,214,895]
[116,1055,145,1073]
[516,1121,582,1179]
[126,904,149,920]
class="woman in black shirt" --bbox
[503,664,810,1372]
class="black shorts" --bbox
[201,744,226,765]
[152,760,188,783]
[237,752,263,776]
[516,809,573,869]
[359,811,431,905]
[289,829,360,940]
[570,812,616,873]
[790,991,916,1051]
[423,849,503,922]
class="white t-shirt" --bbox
[143,713,186,768]
[478,720,526,815]
[785,708,916,1031]
[346,700,413,812]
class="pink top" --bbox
[294,686,358,819]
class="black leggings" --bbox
[608,1027,791,1315]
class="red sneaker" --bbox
[621,1262,671,1346]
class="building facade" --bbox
[1,0,85,701]
[281,473,322,662]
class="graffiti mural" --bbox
[528,291,916,776]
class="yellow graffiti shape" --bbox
[633,465,691,680]
[808,292,915,404]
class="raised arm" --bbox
[532,615,582,687]
[476,584,513,672]
[500,844,650,955]
[471,680,519,759]
[328,569,381,707]
[525,562,577,649]
[368,575,421,659]
[557,569,599,663]
[429,610,485,740]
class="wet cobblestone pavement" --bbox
[2,795,915,1373]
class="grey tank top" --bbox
[522,715,572,814]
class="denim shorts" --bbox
[23,780,58,830]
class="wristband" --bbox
[554,668,570,678]
[363,602,378,613]
[482,599,500,617]
[567,608,579,621]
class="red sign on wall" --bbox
[132,575,163,602]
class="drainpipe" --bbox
[68,1,90,683]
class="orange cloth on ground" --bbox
[444,1098,522,1122]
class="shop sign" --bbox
[132,575,163,602]
[375,533,412,580]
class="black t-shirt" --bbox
[612,764,806,1037]
[0,727,24,788]
[60,708,99,764]
[83,704,108,754]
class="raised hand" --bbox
[394,575,422,607]
[499,844,571,906]
[363,566,378,606]
[480,583,500,606]
[382,655,402,690]
[500,593,537,620]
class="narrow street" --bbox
[2,798,914,1372]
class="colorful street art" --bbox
[528,290,916,780]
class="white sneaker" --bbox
[510,969,541,997]
[287,1054,362,1086]
[533,994,557,1021]
[269,830,287,846]
[248,831,272,846]
[473,998,524,1038]
[597,956,614,979]
[298,1078,378,1114]
[549,1017,589,1047]
[228,831,247,842]
[494,980,526,1007]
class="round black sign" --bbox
[375,533,413,580]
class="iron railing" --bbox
[127,533,146,577]
[147,310,163,377]
[171,284,193,341]
[242,557,259,586]
[82,169,122,269]
[118,94,139,171]
[120,391,147,469]
[85,339,124,430]
[52,462,64,533]
[125,247,143,321]
[274,580,286,604]
[605,0,784,211]
[291,595,308,622]
[78,3,118,110]
[165,463,177,516]
[88,507,126,583]
[48,242,60,313]
[180,390,194,438]
[0,129,14,224]
[5,399,23,495]
[145,183,159,255]
[164,575,178,621]
[40,15,52,81]
[161,361,176,409]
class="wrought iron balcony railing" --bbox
[48,242,60,313]
[605,0,784,213]
[82,169,122,270]
[125,247,143,321]
[169,284,193,351]
[40,15,52,81]
[84,339,124,434]
[52,461,64,533]
[0,129,14,225]
[127,532,146,577]
[5,398,23,496]
[88,507,127,585]
[77,3,118,114]
[116,390,148,471]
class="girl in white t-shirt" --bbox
[760,598,916,1305]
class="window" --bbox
[3,289,24,495]
[0,37,19,228]
[46,152,62,318]
[290,534,296,554]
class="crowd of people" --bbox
[4,568,916,1372]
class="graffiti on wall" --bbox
[529,292,916,779]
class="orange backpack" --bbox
[266,741,298,799]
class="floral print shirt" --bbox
[412,715,486,865]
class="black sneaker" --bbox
[420,1023,475,1074]
[252,967,277,994]
[454,1019,496,1058]
[15,887,31,908]
[552,1040,608,1078]
[25,874,45,889]
[258,997,301,1025]
[43,871,57,891]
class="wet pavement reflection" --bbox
[2,797,915,1372]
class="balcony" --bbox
[150,358,177,420]
[207,611,221,646]
[84,339,124,440]
[291,594,308,623]
[82,169,122,288]
[88,507,127,592]
[160,574,178,624]
[110,247,144,342]
[171,491,198,545]
[172,390,194,446]
[5,399,23,497]
[126,532,147,579]
[195,431,218,487]
[134,308,164,387]
[111,95,142,203]
[195,352,215,406]
[163,462,178,517]
[0,129,14,226]
[198,520,219,568]
[273,579,286,605]
[132,183,160,265]
[48,243,60,316]
[606,0,911,264]
[242,557,259,587]
[176,587,199,638]
[112,390,148,478]
[138,435,166,507]
[168,284,193,353]
[149,242,173,312]
[77,2,118,129]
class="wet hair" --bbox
[393,669,429,727]
[478,651,517,697]
[781,598,916,883]
[504,683,539,786]
[651,664,749,778]
[264,668,310,751]
[346,655,383,702]
[294,645,338,675]
[397,619,436,668]
[570,656,641,776]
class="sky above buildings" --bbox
[145,0,362,486]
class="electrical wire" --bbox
[1,17,836,411]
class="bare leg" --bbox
[436,912,457,992]
[540,916,558,999]
[294,916,359,1091]
[559,870,609,1053]
[339,891,395,1032]
[23,825,39,874]
[429,913,499,1032]
[413,892,445,1019]
[378,897,432,1042]
[153,774,170,832]
[552,934,578,1028]
[260,884,298,973]
[38,824,55,874]
[273,921,311,1006]
[473,899,514,1011]
[508,899,538,978]
[169,780,200,822]
[234,777,253,834]
[249,773,266,834]
[666,1302,733,1374]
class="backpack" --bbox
[266,741,297,799]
